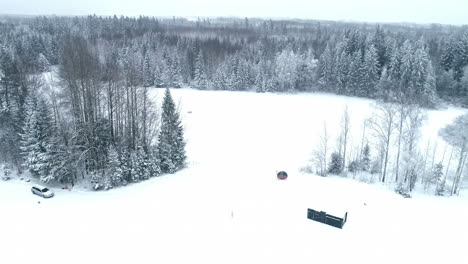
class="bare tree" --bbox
[368,102,397,183]
[394,102,409,182]
[445,146,454,182]
[340,105,350,172]
[402,105,425,190]
[439,113,468,195]
[313,122,330,176]
[358,119,368,162]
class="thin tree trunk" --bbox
[395,117,404,183]
[445,146,454,180]
[421,140,431,184]
[452,145,466,195]
[382,138,390,183]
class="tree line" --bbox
[310,97,466,196]
[1,15,468,188]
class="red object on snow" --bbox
[277,171,288,180]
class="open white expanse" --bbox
[1,89,467,264]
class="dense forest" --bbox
[0,15,467,190]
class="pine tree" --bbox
[193,51,208,89]
[295,53,317,91]
[148,146,161,177]
[143,54,153,87]
[20,96,54,181]
[130,151,140,182]
[136,146,150,180]
[362,44,379,97]
[372,25,389,71]
[440,39,456,71]
[461,67,468,98]
[399,40,415,96]
[108,145,124,187]
[348,160,360,173]
[328,152,344,175]
[170,56,183,88]
[335,48,350,94]
[317,44,336,91]
[37,53,50,72]
[2,163,11,180]
[120,149,131,185]
[154,63,165,87]
[254,70,265,93]
[361,144,371,171]
[436,69,456,97]
[422,62,438,107]
[158,88,186,173]
[43,134,71,183]
[346,52,362,96]
[434,162,445,196]
[212,65,227,90]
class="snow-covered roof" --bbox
[32,185,49,190]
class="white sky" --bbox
[1,0,468,25]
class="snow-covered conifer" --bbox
[193,51,208,89]
[158,88,186,173]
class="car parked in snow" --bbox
[31,185,54,198]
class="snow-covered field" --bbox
[1,89,467,264]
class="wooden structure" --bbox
[307,208,347,229]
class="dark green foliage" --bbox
[107,146,124,188]
[20,96,53,179]
[147,146,162,177]
[158,88,186,173]
[1,15,468,190]
[193,51,208,89]
[361,144,371,171]
[370,160,381,175]
[348,160,360,173]
[328,152,344,175]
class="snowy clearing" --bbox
[1,89,468,264]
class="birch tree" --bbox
[368,102,397,183]
[439,113,468,195]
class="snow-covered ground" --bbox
[1,89,467,264]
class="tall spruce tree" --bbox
[362,44,380,97]
[143,54,154,87]
[158,88,186,173]
[20,96,54,181]
[193,51,208,89]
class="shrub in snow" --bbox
[148,147,161,177]
[37,53,50,72]
[361,144,371,171]
[2,164,12,180]
[107,146,124,187]
[348,160,361,173]
[328,152,344,175]
[90,171,104,191]
[370,160,381,175]
[434,162,445,196]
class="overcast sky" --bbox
[2,0,468,25]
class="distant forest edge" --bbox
[0,15,467,188]
[1,16,468,103]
